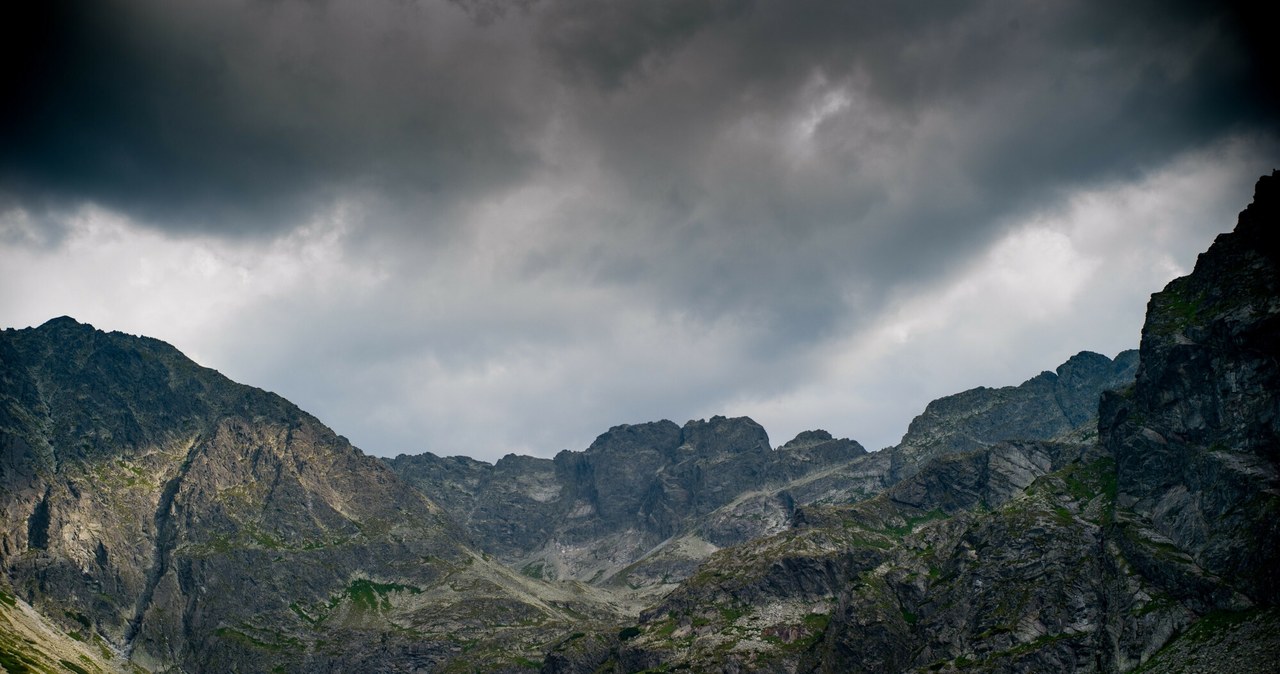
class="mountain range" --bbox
[0,171,1276,672]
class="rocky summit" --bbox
[0,319,618,672]
[0,173,1277,672]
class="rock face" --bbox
[0,318,615,673]
[388,419,867,587]
[890,350,1138,480]
[1102,170,1280,608]
[387,349,1137,598]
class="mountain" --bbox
[889,349,1138,480]
[1101,168,1280,615]
[0,318,617,672]
[539,173,1280,672]
[387,349,1136,604]
[387,418,865,589]
[2,173,1274,672]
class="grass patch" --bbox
[803,613,831,632]
[345,578,422,612]
[0,642,37,674]
[1182,609,1259,644]
[59,660,91,674]
[519,562,545,580]
[654,619,678,638]
[289,602,321,626]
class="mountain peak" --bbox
[36,315,90,331]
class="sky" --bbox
[1,0,1276,462]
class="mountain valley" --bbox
[1,172,1277,672]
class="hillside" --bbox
[0,319,618,672]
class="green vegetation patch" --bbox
[803,613,831,632]
[213,626,303,652]
[345,578,423,612]
[1061,458,1117,503]
[59,660,91,674]
[882,508,949,537]
[0,643,35,674]
[519,562,545,580]
[1180,609,1260,643]
[719,606,747,624]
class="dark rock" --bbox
[891,349,1138,480]
[388,417,867,587]
[1104,170,1280,607]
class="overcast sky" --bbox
[2,0,1276,462]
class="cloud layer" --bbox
[2,0,1276,460]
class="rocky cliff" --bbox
[1102,170,1280,609]
[388,348,1136,606]
[388,418,866,590]
[0,318,617,672]
[890,350,1138,480]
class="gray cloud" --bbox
[1,0,1276,459]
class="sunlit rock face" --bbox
[0,318,615,673]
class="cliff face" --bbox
[389,418,867,588]
[0,318,614,673]
[1102,170,1280,608]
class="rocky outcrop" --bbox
[388,418,868,586]
[388,347,1137,597]
[1102,170,1280,608]
[891,349,1138,480]
[544,438,1119,673]
[0,318,617,673]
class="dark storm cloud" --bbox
[1,0,547,236]
[487,0,1276,349]
[2,0,1271,244]
[2,0,1276,382]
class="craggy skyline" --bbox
[2,0,1276,461]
